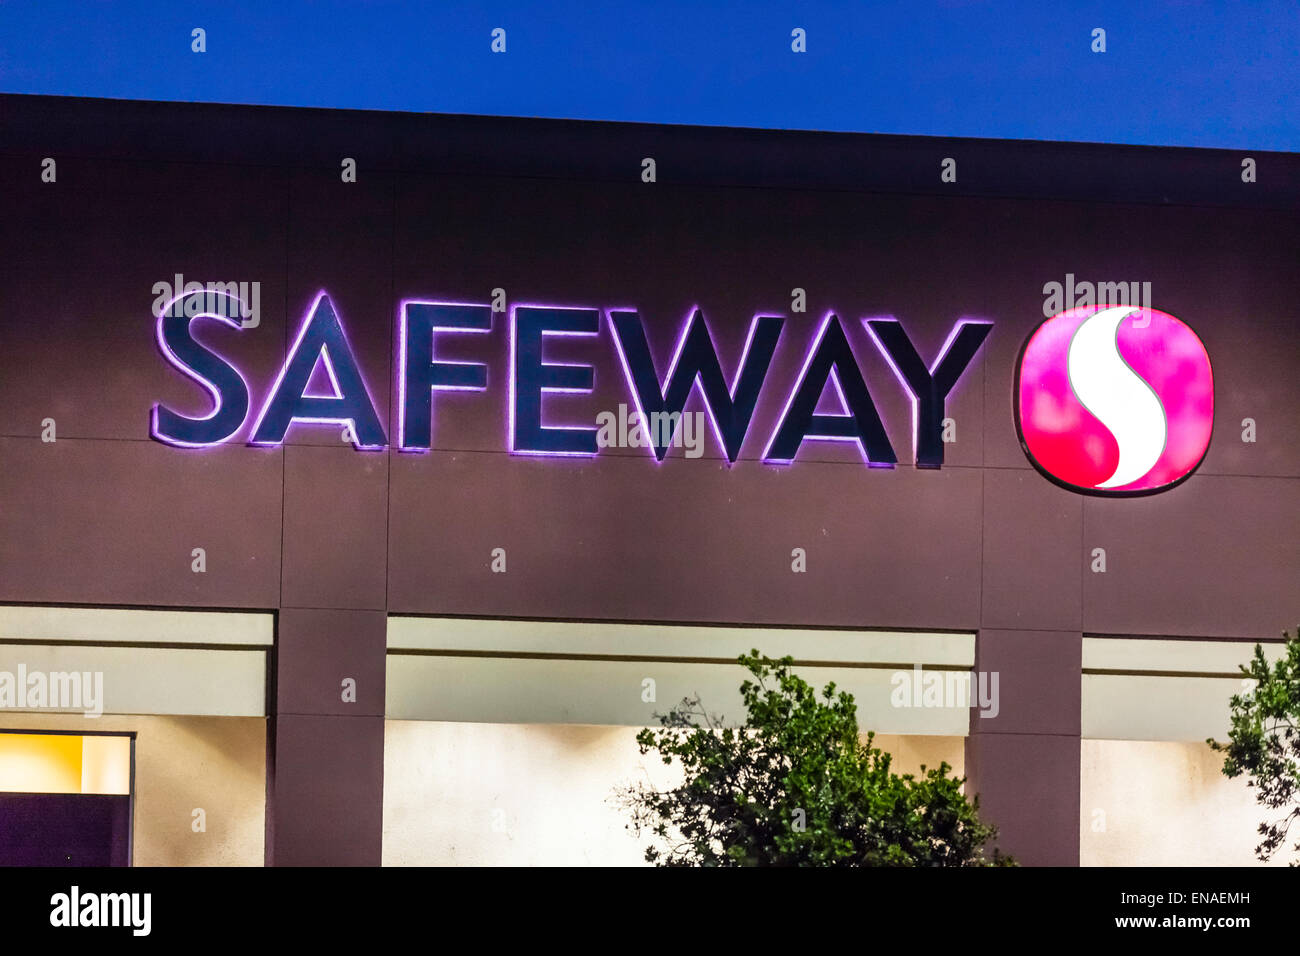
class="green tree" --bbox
[621,651,1013,866]
[1209,627,1300,864]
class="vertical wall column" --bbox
[972,470,1084,865]
[267,608,387,865]
[266,444,391,866]
[965,628,1081,865]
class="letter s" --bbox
[151,306,250,446]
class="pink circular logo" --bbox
[1015,306,1214,495]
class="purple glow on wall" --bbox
[396,298,493,454]
[507,303,602,457]
[863,316,993,464]
[608,307,781,464]
[149,290,996,469]
[149,293,252,449]
[762,312,890,466]
[247,290,387,452]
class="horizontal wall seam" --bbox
[0,639,270,652]
[392,613,976,635]
[1084,633,1287,643]
[279,606,388,613]
[0,599,277,615]
[385,648,973,671]
[2,434,1297,482]
[1083,667,1246,679]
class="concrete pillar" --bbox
[965,628,1081,865]
[266,608,387,865]
[266,443,391,866]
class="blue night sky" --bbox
[0,1,1295,150]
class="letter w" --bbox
[609,309,782,462]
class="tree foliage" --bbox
[621,651,1013,866]
[1209,627,1300,864]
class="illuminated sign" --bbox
[1015,305,1214,495]
[151,291,991,467]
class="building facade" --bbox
[0,94,1297,866]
